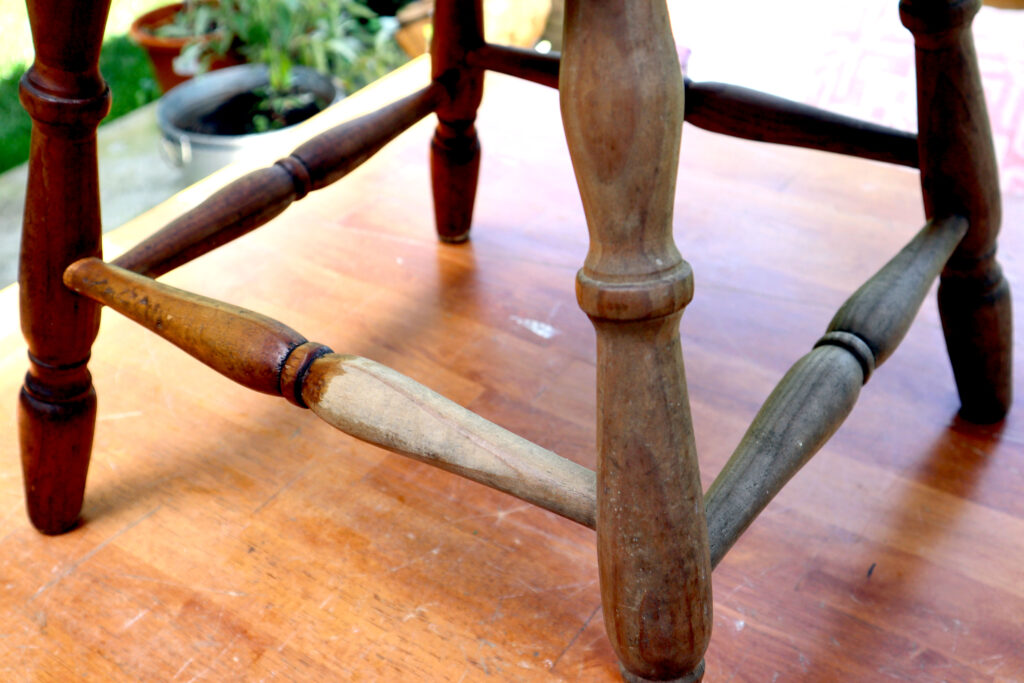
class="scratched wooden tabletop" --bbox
[0,58,1021,681]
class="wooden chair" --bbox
[16,0,1011,680]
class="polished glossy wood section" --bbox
[467,44,560,89]
[1,61,1021,680]
[430,0,485,242]
[16,0,112,534]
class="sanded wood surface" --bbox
[64,257,597,527]
[1,59,1022,681]
[561,1,710,679]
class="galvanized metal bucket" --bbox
[157,64,343,184]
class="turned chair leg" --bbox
[561,1,712,680]
[901,0,1013,423]
[18,0,111,533]
[430,0,485,243]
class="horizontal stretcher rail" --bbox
[114,82,448,278]
[63,258,597,528]
[683,78,919,167]
[704,215,968,567]
[454,48,919,168]
[466,44,560,89]
[62,214,967,556]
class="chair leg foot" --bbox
[900,0,1012,423]
[620,660,705,683]
[939,266,1013,423]
[430,120,480,243]
[18,383,96,535]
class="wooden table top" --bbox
[1,56,1021,681]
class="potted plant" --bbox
[129,2,244,92]
[149,0,409,180]
[134,0,408,95]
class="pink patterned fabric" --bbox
[673,1,1024,195]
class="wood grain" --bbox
[901,0,1013,422]
[467,44,560,89]
[430,0,485,242]
[562,1,710,679]
[706,216,968,567]
[113,84,445,278]
[1,58,1020,681]
[304,353,596,526]
[63,258,309,397]
[64,258,597,527]
[16,0,112,534]
[683,79,919,168]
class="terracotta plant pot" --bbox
[129,3,244,93]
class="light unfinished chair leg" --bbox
[901,0,1013,423]
[430,0,484,243]
[561,1,711,680]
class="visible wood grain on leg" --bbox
[900,0,1013,422]
[17,0,112,533]
[430,0,485,242]
[561,1,711,680]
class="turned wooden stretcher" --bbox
[17,1,1011,680]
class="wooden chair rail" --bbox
[65,217,968,569]
[705,215,968,566]
[465,44,560,89]
[62,257,598,528]
[109,68,921,284]
[452,45,920,169]
[113,83,447,278]
[683,79,920,168]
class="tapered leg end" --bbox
[620,660,705,683]
[939,271,1013,424]
[18,385,96,535]
[430,121,480,243]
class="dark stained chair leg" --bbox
[561,1,712,680]
[430,0,485,243]
[901,0,1013,423]
[18,0,111,533]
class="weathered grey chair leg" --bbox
[901,0,1013,423]
[561,1,712,680]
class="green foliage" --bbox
[0,65,32,175]
[169,0,408,95]
[101,35,162,120]
[0,37,160,175]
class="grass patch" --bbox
[0,35,161,175]
[0,65,31,174]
